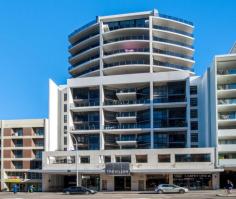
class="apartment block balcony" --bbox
[104,122,150,130]
[153,60,193,72]
[153,48,194,60]
[219,159,236,167]
[154,119,187,129]
[104,99,150,106]
[218,144,236,152]
[218,98,236,105]
[217,69,236,75]
[218,129,236,139]
[116,136,137,147]
[218,83,236,90]
[153,25,193,38]
[116,112,137,123]
[104,47,149,57]
[72,123,100,131]
[71,99,99,107]
[115,88,137,101]
[104,35,149,44]
[218,112,236,120]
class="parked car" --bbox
[63,186,97,194]
[155,184,188,194]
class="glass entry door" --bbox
[114,176,131,191]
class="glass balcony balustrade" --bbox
[153,36,193,49]
[218,98,236,105]
[104,35,149,44]
[153,48,194,60]
[154,119,187,128]
[104,122,150,129]
[103,60,149,68]
[68,54,99,71]
[153,96,186,103]
[116,135,136,142]
[69,43,100,59]
[153,25,193,37]
[69,19,97,38]
[116,88,137,93]
[71,99,99,107]
[219,112,236,120]
[104,99,150,105]
[72,122,100,130]
[116,112,136,117]
[71,65,100,78]
[217,69,236,75]
[104,47,149,56]
[218,83,236,90]
[158,13,193,26]
[153,60,194,72]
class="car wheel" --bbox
[179,189,185,194]
[157,190,163,194]
[85,191,90,195]
[65,191,70,195]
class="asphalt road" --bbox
[0,190,236,199]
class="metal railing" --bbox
[72,123,100,130]
[153,97,186,103]
[103,60,149,68]
[104,35,149,44]
[153,36,193,49]
[71,99,99,107]
[69,43,99,59]
[219,112,236,120]
[104,47,149,56]
[71,65,99,78]
[153,25,193,37]
[104,123,150,129]
[68,55,99,71]
[153,60,194,71]
[154,119,187,128]
[153,48,194,60]
[218,98,236,105]
[69,19,97,38]
[217,69,236,75]
[104,99,150,105]
[218,84,236,90]
[158,13,193,26]
[116,112,137,117]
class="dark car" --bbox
[63,186,97,195]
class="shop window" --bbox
[80,156,90,164]
[136,155,148,163]
[158,154,171,163]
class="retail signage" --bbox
[105,163,130,175]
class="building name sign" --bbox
[105,163,130,175]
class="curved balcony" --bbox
[104,99,150,106]
[69,20,98,42]
[71,65,100,78]
[153,60,193,72]
[217,69,236,75]
[116,112,137,123]
[158,13,193,26]
[153,24,193,37]
[153,36,194,53]
[102,59,150,76]
[104,35,149,44]
[104,47,149,56]
[69,45,99,64]
[68,55,99,73]
[153,48,193,60]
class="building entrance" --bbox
[114,176,131,191]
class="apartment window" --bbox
[190,98,198,106]
[64,137,67,145]
[80,156,90,164]
[14,139,23,147]
[136,155,148,163]
[191,121,198,130]
[190,86,197,95]
[64,126,67,134]
[64,115,67,123]
[175,154,211,162]
[115,156,131,163]
[30,160,42,169]
[13,150,23,158]
[34,128,44,136]
[219,139,236,144]
[64,93,67,101]
[12,128,23,136]
[64,104,67,112]
[190,109,198,118]
[191,134,198,142]
[13,161,23,169]
[158,154,171,163]
[104,156,111,163]
[191,144,198,148]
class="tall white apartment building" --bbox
[42,10,223,191]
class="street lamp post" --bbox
[70,133,79,187]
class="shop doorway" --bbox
[114,176,131,191]
[146,174,169,191]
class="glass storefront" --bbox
[173,174,212,190]
[146,174,169,191]
[81,174,100,191]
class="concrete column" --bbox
[149,16,153,73]
[186,78,191,148]
[212,173,220,190]
[150,81,154,148]
[169,174,173,184]
[100,84,104,150]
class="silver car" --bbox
[155,184,188,194]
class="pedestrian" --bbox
[12,184,18,194]
[225,180,233,194]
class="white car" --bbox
[155,184,188,194]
